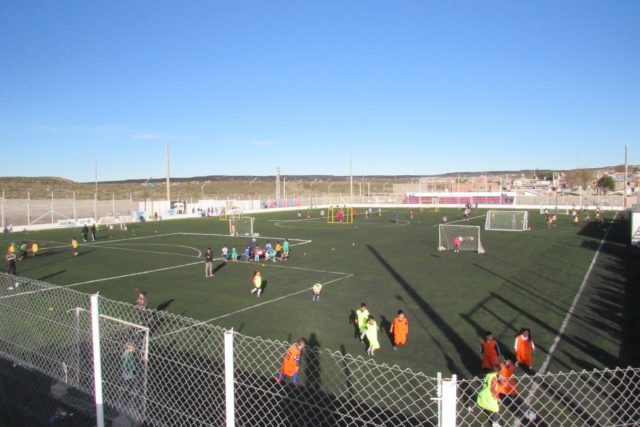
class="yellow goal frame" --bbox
[327,206,354,224]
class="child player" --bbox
[71,238,79,256]
[361,316,380,356]
[453,236,462,253]
[481,331,501,371]
[390,310,409,350]
[355,303,370,341]
[275,338,306,385]
[250,270,263,297]
[312,282,323,301]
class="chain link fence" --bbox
[3,191,632,230]
[0,273,637,426]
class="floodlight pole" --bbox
[350,152,353,202]
[166,144,171,209]
[27,192,31,226]
[1,190,4,230]
[624,144,629,208]
[94,160,98,221]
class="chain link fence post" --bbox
[90,293,105,427]
[440,373,457,427]
[224,329,235,427]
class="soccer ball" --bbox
[469,236,475,241]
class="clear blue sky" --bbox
[1,1,638,182]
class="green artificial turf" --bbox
[2,208,630,378]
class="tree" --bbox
[597,175,616,194]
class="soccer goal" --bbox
[438,224,485,253]
[420,199,439,212]
[229,216,255,236]
[485,210,529,231]
[327,206,354,224]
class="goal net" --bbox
[229,216,255,236]
[327,206,353,224]
[485,210,529,231]
[438,224,485,253]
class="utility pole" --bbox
[624,144,629,208]
[275,167,281,207]
[94,160,98,220]
[166,144,171,207]
[350,152,353,202]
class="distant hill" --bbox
[0,165,634,200]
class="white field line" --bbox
[538,211,618,374]
[178,231,309,242]
[151,273,354,341]
[433,214,486,227]
[90,243,202,258]
[63,260,213,288]
[267,217,322,223]
[36,233,181,251]
[225,260,353,276]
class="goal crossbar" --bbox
[485,210,529,231]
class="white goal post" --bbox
[438,224,485,253]
[485,210,529,231]
[229,216,255,236]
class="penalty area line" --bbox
[151,273,354,341]
[64,260,214,288]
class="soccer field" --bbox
[2,207,629,378]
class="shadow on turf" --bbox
[379,315,394,347]
[155,299,175,311]
[367,244,481,378]
[38,270,66,281]
[213,262,227,274]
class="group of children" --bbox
[203,237,291,282]
[5,241,40,284]
[274,303,410,386]
[477,328,537,427]
[226,238,290,263]
[354,303,409,356]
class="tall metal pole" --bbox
[350,152,353,202]
[94,160,98,220]
[0,190,4,230]
[27,192,31,226]
[275,167,281,207]
[166,144,171,208]
[624,144,629,208]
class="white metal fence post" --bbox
[224,329,235,427]
[441,374,457,427]
[90,293,105,427]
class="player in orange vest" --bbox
[390,310,409,350]
[480,331,501,371]
[497,358,518,397]
[275,338,306,385]
[514,328,535,373]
